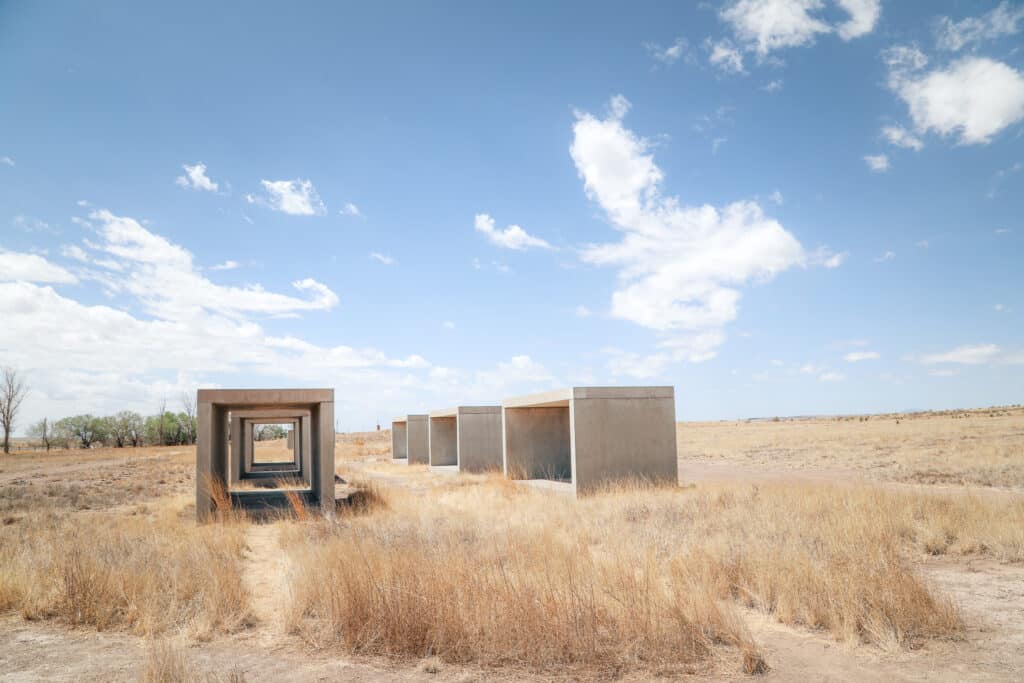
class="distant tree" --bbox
[107,411,143,448]
[55,414,108,449]
[0,366,28,454]
[180,392,197,445]
[155,397,167,446]
[254,424,287,441]
[27,417,52,451]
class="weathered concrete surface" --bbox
[428,414,458,466]
[196,389,334,521]
[406,414,429,465]
[501,386,677,494]
[456,406,503,473]
[391,418,408,460]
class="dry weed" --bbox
[0,508,252,636]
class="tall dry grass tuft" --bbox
[340,478,391,515]
[277,478,1000,674]
[202,473,233,516]
[282,487,310,522]
[0,508,252,636]
[282,483,759,675]
[140,640,191,683]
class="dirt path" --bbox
[242,523,287,635]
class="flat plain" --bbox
[1,406,1022,681]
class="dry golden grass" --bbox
[335,430,391,460]
[0,503,252,637]
[683,405,1024,488]
[140,638,250,683]
[273,473,1024,675]
[1,412,1021,679]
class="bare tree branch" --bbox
[0,366,28,454]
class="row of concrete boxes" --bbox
[392,386,678,494]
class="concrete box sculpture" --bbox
[391,414,428,464]
[196,389,334,520]
[502,386,677,494]
[429,406,503,472]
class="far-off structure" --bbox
[393,386,678,494]
[391,414,428,464]
[196,389,335,521]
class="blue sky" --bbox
[1,1,1022,430]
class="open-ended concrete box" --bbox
[391,414,428,464]
[228,409,312,484]
[197,389,334,520]
[501,386,677,494]
[429,406,503,472]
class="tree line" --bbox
[1,365,199,453]
[27,408,198,451]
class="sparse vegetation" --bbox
[2,409,1023,679]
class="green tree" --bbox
[106,410,143,448]
[54,414,109,449]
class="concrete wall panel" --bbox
[391,421,407,459]
[570,395,677,493]
[457,407,503,473]
[407,414,429,464]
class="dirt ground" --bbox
[2,410,1023,681]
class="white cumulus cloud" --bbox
[886,52,1024,145]
[0,249,78,284]
[175,162,219,192]
[248,179,326,216]
[570,95,811,365]
[835,0,881,40]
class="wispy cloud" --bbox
[918,343,1001,365]
[474,213,552,250]
[210,260,240,271]
[844,351,880,362]
[864,154,890,172]
[0,156,14,167]
[644,37,692,65]
[874,250,895,262]
[340,202,362,216]
[13,215,56,234]
[935,2,1024,52]
[882,125,924,151]
[370,252,395,265]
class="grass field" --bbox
[0,409,1022,681]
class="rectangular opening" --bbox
[429,416,457,466]
[252,423,294,464]
[503,404,572,483]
